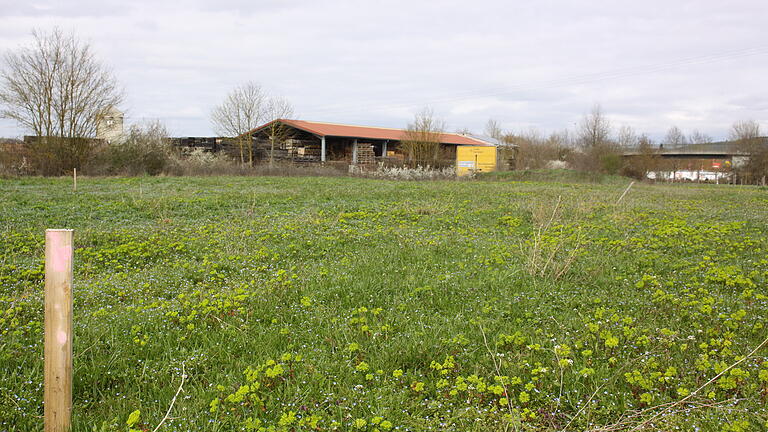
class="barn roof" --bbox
[249,119,494,146]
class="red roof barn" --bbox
[247,119,494,165]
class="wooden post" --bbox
[320,136,326,163]
[72,169,77,192]
[617,181,635,204]
[44,229,74,432]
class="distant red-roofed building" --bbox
[245,119,495,165]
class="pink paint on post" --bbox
[44,228,74,432]
[47,230,72,273]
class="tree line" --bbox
[0,28,766,181]
[0,28,296,176]
[482,107,767,183]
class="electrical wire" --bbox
[298,46,768,118]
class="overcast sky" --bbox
[1,0,767,141]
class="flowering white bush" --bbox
[165,148,241,175]
[183,148,223,164]
[360,163,456,180]
[545,160,569,169]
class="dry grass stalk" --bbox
[152,362,187,432]
[522,196,584,281]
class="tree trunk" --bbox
[269,138,275,169]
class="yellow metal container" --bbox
[456,146,497,176]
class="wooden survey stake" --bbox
[44,229,74,432]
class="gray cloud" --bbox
[1,0,767,141]
[0,0,132,18]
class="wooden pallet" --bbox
[356,143,376,165]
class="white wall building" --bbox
[96,106,124,143]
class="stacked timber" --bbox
[297,145,321,157]
[292,144,321,163]
[356,143,376,165]
[284,139,301,151]
[170,137,226,154]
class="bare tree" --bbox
[574,104,619,172]
[509,128,572,170]
[617,125,638,148]
[510,128,544,169]
[0,28,123,174]
[631,134,659,179]
[211,83,294,166]
[484,119,503,142]
[102,119,172,175]
[210,82,266,165]
[401,108,446,165]
[689,130,712,145]
[455,127,473,135]
[261,96,294,168]
[577,104,612,149]
[729,120,766,183]
[614,126,662,180]
[729,120,761,144]
[658,126,687,180]
[548,129,573,150]
[664,126,687,147]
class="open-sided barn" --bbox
[247,119,495,165]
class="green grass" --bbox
[1,176,767,431]
[478,168,631,184]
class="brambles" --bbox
[0,177,767,431]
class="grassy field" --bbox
[1,176,767,432]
